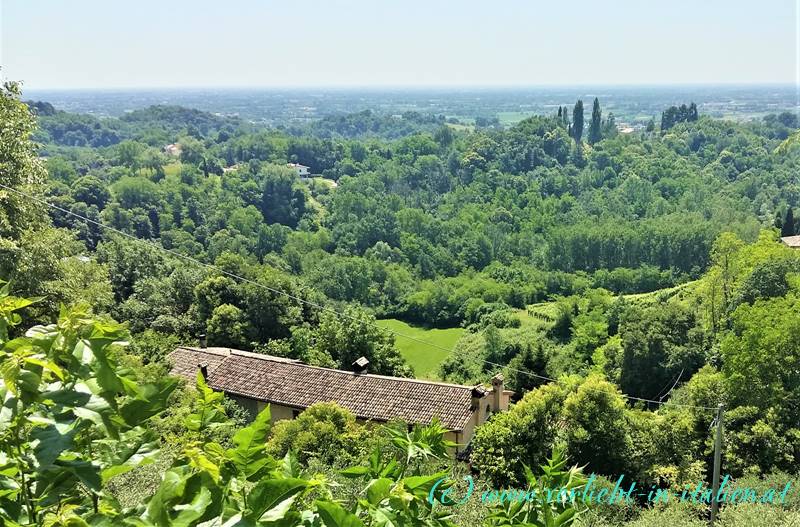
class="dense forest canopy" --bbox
[22,95,800,331]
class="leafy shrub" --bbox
[484,449,586,527]
[266,402,373,465]
[562,375,632,476]
[718,504,800,526]
[0,289,180,523]
[471,382,567,484]
[127,328,182,364]
[617,502,705,527]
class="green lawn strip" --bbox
[376,318,463,379]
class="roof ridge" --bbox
[174,346,230,357]
[229,349,300,363]
[219,347,477,390]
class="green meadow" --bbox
[376,319,464,379]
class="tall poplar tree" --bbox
[782,207,796,237]
[572,100,584,144]
[588,97,602,144]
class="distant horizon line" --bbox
[20,82,799,93]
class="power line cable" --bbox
[658,368,684,402]
[0,182,717,411]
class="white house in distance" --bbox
[164,143,182,157]
[287,162,310,177]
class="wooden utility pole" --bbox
[710,404,725,524]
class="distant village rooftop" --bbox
[164,143,181,156]
[168,346,511,436]
[287,162,311,177]
[780,235,800,248]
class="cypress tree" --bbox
[782,208,796,237]
[678,104,689,121]
[689,102,699,121]
[588,97,602,144]
[572,100,584,143]
[661,103,698,132]
[661,107,678,132]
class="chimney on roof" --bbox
[491,373,505,412]
[470,385,489,411]
[198,334,207,349]
[199,362,209,380]
[352,356,369,374]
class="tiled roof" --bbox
[167,347,476,431]
[168,347,229,379]
[781,235,800,248]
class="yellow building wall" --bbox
[255,400,295,424]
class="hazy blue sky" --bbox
[2,0,797,89]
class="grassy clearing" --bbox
[445,122,475,132]
[376,319,464,379]
[163,162,182,177]
[307,176,337,189]
[497,111,537,125]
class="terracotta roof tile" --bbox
[167,347,475,431]
[168,347,229,379]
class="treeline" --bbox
[26,102,245,148]
[298,109,450,139]
[7,89,797,343]
[23,95,794,333]
[661,102,699,131]
[557,97,618,145]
